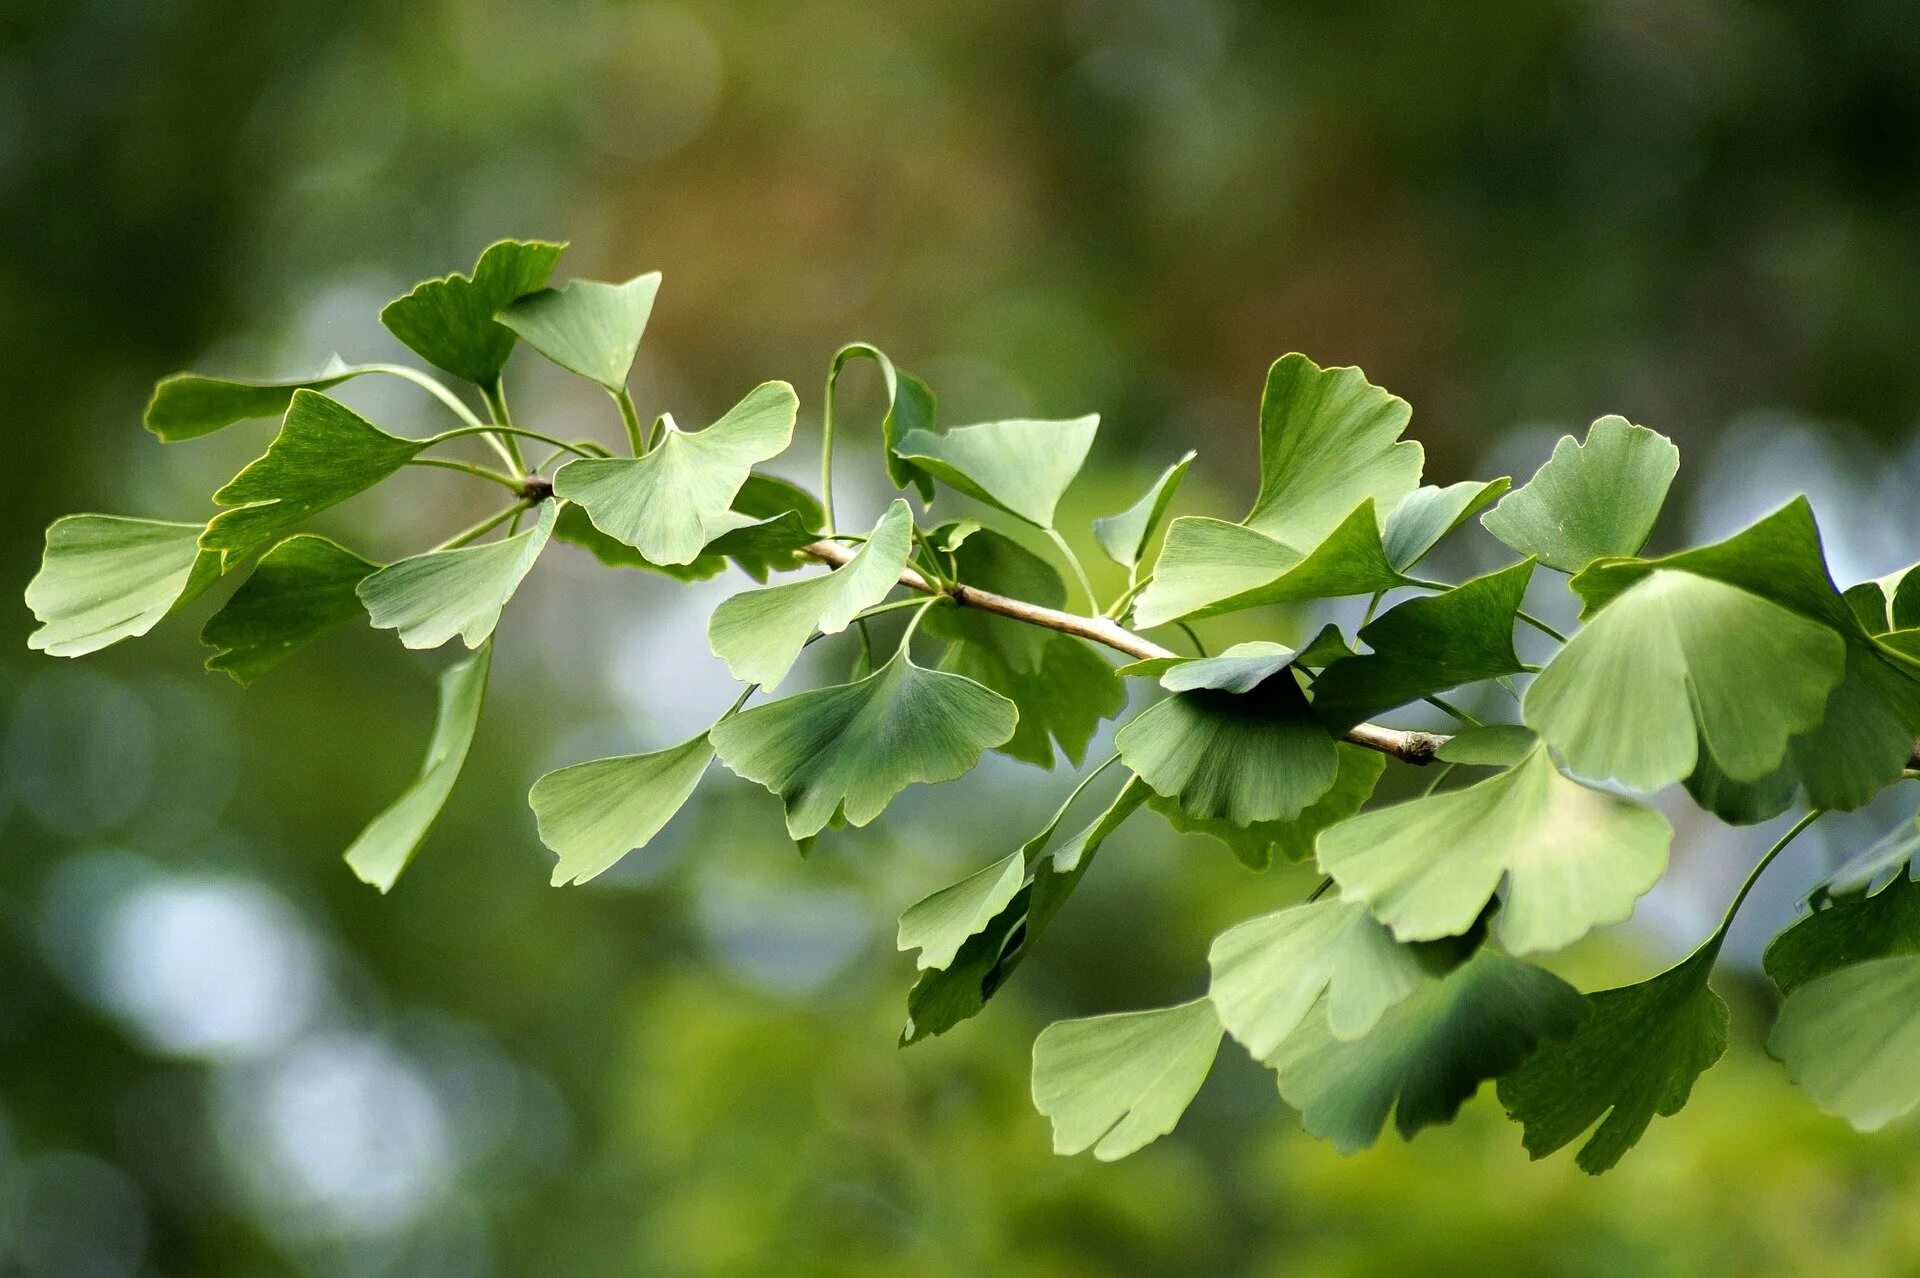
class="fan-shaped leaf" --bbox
[1380,479,1510,571]
[1093,451,1195,568]
[1148,743,1384,869]
[553,381,797,565]
[358,501,555,649]
[1482,416,1678,572]
[554,474,822,583]
[1032,999,1223,1161]
[497,272,661,390]
[1771,954,1920,1131]
[144,358,365,441]
[202,535,376,683]
[27,515,220,657]
[380,239,565,387]
[530,734,714,886]
[896,415,1099,528]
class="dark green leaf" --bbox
[202,535,376,684]
[1764,867,1920,995]
[380,239,565,387]
[144,358,365,441]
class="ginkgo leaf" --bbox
[27,515,221,657]
[144,358,366,441]
[202,535,376,684]
[1268,948,1585,1154]
[1116,667,1338,826]
[1148,743,1384,869]
[1209,899,1441,1055]
[380,239,566,387]
[1318,744,1671,954]
[929,528,1122,767]
[201,390,427,565]
[1816,818,1920,903]
[895,415,1099,528]
[1765,866,1920,993]
[497,272,662,390]
[1311,561,1533,729]
[1498,943,1727,1174]
[554,474,823,583]
[1524,569,1845,792]
[358,500,555,649]
[1434,724,1539,767]
[708,501,911,688]
[553,381,797,565]
[1770,955,1920,1131]
[344,644,491,892]
[1093,451,1195,568]
[1482,416,1679,573]
[903,777,1149,1042]
[1133,502,1407,628]
[834,343,937,501]
[1380,479,1511,572]
[1032,999,1223,1161]
[1119,640,1296,693]
[530,734,714,886]
[709,648,1017,840]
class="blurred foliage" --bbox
[7,0,1920,1274]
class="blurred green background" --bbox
[7,1,1920,1273]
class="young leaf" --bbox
[1497,943,1727,1174]
[1267,949,1585,1154]
[1482,416,1679,572]
[1524,569,1845,792]
[497,272,662,390]
[144,359,366,441]
[1148,743,1384,869]
[530,734,714,886]
[1031,999,1223,1161]
[1310,560,1533,729]
[201,390,427,565]
[358,500,556,649]
[202,535,376,684]
[709,647,1017,840]
[27,515,221,657]
[1209,899,1440,1055]
[833,343,937,501]
[1115,668,1339,826]
[1317,744,1671,955]
[708,500,911,689]
[1380,479,1511,572]
[553,381,797,564]
[344,644,491,891]
[895,415,1100,528]
[1770,955,1920,1131]
[380,239,566,387]
[1093,451,1195,568]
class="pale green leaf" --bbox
[530,734,714,886]
[554,473,823,583]
[710,649,1017,840]
[1032,999,1223,1160]
[1434,724,1539,766]
[497,272,662,390]
[1318,744,1671,954]
[1482,416,1679,572]
[1380,478,1510,572]
[896,415,1099,528]
[1093,451,1195,568]
[202,535,376,684]
[358,500,555,649]
[344,644,491,891]
[898,851,1026,972]
[27,515,220,657]
[381,239,566,387]
[553,381,797,565]
[708,500,910,688]
[1118,640,1296,694]
[1771,954,1920,1131]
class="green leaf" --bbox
[1031,999,1223,1160]
[710,647,1017,840]
[1209,899,1439,1055]
[903,776,1149,1042]
[344,644,491,892]
[1482,416,1679,573]
[929,528,1123,767]
[708,501,910,689]
[833,343,938,501]
[895,415,1099,528]
[553,474,822,583]
[1116,668,1339,826]
[1524,569,1846,792]
[201,390,426,566]
[1310,561,1533,729]
[144,358,365,441]
[380,239,566,387]
[497,272,662,391]
[1770,954,1920,1131]
[27,515,221,657]
[1380,478,1511,572]
[1817,818,1920,903]
[1435,724,1539,767]
[898,851,1027,973]
[358,500,555,649]
[1765,866,1920,994]
[201,535,376,684]
[1148,743,1385,869]
[1268,948,1584,1153]
[1119,640,1297,693]
[1318,744,1671,954]
[1093,451,1195,568]
[1497,943,1728,1174]
[553,381,797,565]
[530,734,714,886]
[1134,501,1407,628]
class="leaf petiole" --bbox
[481,380,527,476]
[614,387,646,455]
[1717,809,1825,940]
[426,424,598,458]
[434,499,533,551]
[1045,527,1098,612]
[407,457,524,491]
